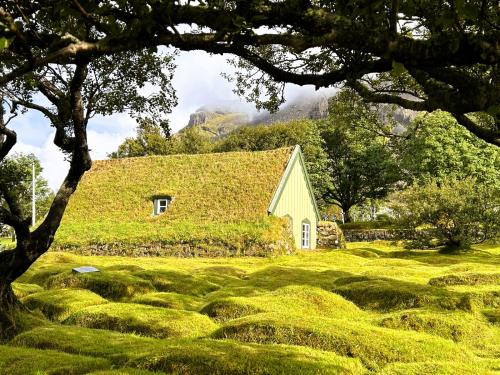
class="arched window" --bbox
[301,219,311,249]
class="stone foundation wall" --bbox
[317,221,346,249]
[343,229,415,242]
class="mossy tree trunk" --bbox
[0,62,92,338]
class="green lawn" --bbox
[4,241,499,374]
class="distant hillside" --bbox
[179,95,419,138]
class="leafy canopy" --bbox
[0,0,498,145]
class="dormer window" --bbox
[153,197,171,216]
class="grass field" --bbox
[3,241,499,374]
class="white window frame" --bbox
[301,222,311,249]
[154,198,170,216]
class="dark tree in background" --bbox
[320,89,400,222]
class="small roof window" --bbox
[153,197,172,216]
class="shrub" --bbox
[64,303,218,338]
[389,178,500,250]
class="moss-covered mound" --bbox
[130,339,366,375]
[429,273,500,286]
[64,303,218,338]
[213,313,476,370]
[379,309,498,344]
[201,286,361,322]
[0,345,110,375]
[22,289,108,321]
[45,271,155,300]
[54,148,295,255]
[131,292,201,310]
[332,276,473,311]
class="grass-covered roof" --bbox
[55,148,294,251]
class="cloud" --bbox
[7,52,337,191]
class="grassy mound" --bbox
[22,289,108,321]
[133,270,219,296]
[11,326,162,366]
[213,313,476,370]
[131,292,201,310]
[45,271,155,300]
[129,339,366,375]
[0,345,110,375]
[201,286,362,322]
[12,326,366,375]
[379,309,498,344]
[377,360,499,374]
[483,308,500,325]
[64,303,218,338]
[12,283,44,299]
[429,273,500,286]
[332,276,472,311]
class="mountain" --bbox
[179,95,331,138]
[179,94,419,138]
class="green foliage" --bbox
[214,120,330,202]
[398,111,500,186]
[0,153,53,224]
[110,121,213,159]
[319,89,399,220]
[389,178,500,249]
[131,292,201,310]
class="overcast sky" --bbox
[9,51,330,191]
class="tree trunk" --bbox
[342,207,353,223]
[0,276,22,340]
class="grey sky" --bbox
[10,51,331,190]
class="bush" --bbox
[389,178,500,250]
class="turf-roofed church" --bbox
[55,146,320,255]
